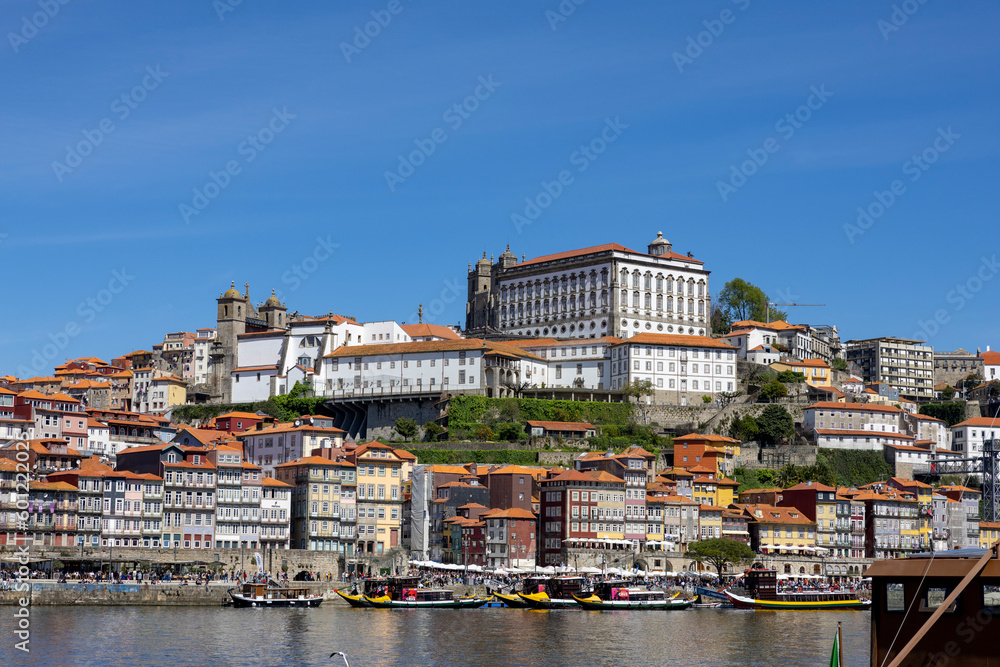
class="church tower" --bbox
[210,282,250,403]
[466,252,495,331]
[259,290,287,330]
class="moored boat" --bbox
[572,580,692,611]
[229,580,324,608]
[492,576,549,608]
[517,576,586,609]
[335,589,370,607]
[362,576,490,609]
[722,569,870,611]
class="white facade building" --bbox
[503,337,618,390]
[192,328,216,386]
[467,234,711,341]
[608,333,737,405]
[951,417,1000,457]
[317,338,546,399]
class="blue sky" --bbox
[2,0,999,376]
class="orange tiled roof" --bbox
[611,333,735,350]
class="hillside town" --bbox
[3,233,999,580]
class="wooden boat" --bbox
[722,569,870,611]
[335,589,370,607]
[572,580,693,610]
[362,576,490,609]
[492,576,549,608]
[517,576,586,609]
[229,581,324,608]
[335,578,387,607]
[867,543,1000,667]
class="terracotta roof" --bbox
[240,422,345,437]
[784,481,836,492]
[274,456,355,468]
[324,338,544,362]
[231,365,279,373]
[480,507,536,520]
[503,336,623,349]
[814,429,914,440]
[488,465,544,476]
[515,242,704,267]
[743,504,814,525]
[400,323,462,340]
[953,417,1000,428]
[981,350,1000,365]
[674,433,740,444]
[611,333,735,350]
[261,476,292,487]
[806,402,902,414]
[30,480,78,492]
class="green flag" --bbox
[829,628,840,667]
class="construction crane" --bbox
[765,302,825,323]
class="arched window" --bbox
[644,293,651,309]
[632,272,640,289]
[656,295,663,310]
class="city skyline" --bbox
[3,1,999,372]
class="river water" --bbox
[7,605,870,667]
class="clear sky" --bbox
[2,1,999,376]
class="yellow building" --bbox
[770,359,831,387]
[697,504,724,541]
[351,442,404,555]
[744,504,816,556]
[273,455,357,553]
[689,467,739,508]
[980,522,1000,549]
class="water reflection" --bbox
[15,606,870,667]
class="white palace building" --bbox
[465,233,712,341]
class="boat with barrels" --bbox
[363,576,490,609]
[573,580,693,611]
[492,576,550,608]
[518,576,587,609]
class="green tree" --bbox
[423,421,446,442]
[622,379,655,424]
[394,417,418,441]
[760,379,788,402]
[686,538,756,576]
[776,464,802,488]
[941,385,956,401]
[919,402,966,427]
[757,405,794,444]
[961,373,984,393]
[494,422,525,442]
[717,278,787,324]
[728,414,759,442]
[475,425,495,441]
[711,302,731,335]
[830,358,848,372]
[775,370,805,383]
